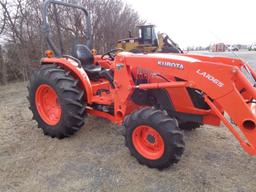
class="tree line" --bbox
[0,0,144,85]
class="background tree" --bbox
[0,45,7,85]
[0,0,144,84]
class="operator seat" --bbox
[72,44,115,87]
[72,44,102,77]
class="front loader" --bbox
[28,0,256,169]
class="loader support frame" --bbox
[204,96,256,155]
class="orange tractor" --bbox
[28,0,256,169]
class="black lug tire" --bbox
[179,122,201,131]
[27,64,86,139]
[124,107,185,169]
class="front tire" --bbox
[27,64,86,139]
[124,107,185,169]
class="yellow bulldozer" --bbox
[117,25,183,53]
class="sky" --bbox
[125,0,256,48]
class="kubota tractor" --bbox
[28,0,256,169]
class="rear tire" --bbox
[27,64,86,139]
[124,107,185,169]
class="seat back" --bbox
[72,44,94,66]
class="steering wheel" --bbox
[101,48,124,61]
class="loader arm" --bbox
[115,52,256,155]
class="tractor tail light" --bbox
[45,50,54,58]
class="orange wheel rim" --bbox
[35,84,61,126]
[132,125,165,160]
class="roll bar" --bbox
[42,0,92,57]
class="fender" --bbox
[41,57,93,104]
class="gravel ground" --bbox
[1,52,256,192]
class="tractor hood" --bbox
[119,52,244,66]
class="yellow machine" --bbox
[117,25,183,53]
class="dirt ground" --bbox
[1,52,256,192]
